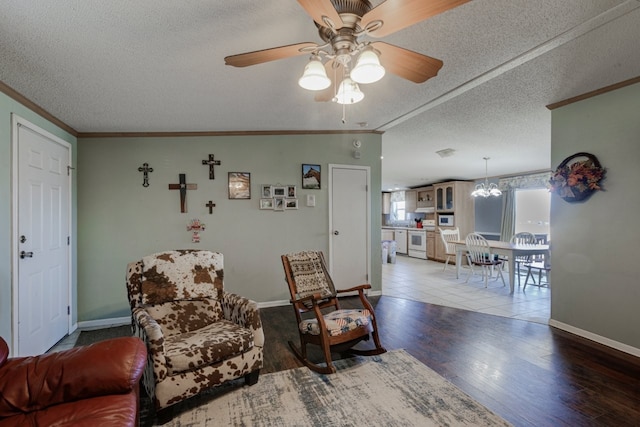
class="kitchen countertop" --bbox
[382,226,435,231]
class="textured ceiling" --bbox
[1,0,639,189]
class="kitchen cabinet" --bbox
[435,183,455,211]
[434,232,446,261]
[433,181,476,261]
[394,229,408,254]
[382,192,391,215]
[416,186,434,209]
[426,231,435,259]
[405,190,417,214]
[381,228,394,241]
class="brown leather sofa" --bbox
[0,336,146,427]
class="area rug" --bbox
[74,325,131,346]
[165,349,511,426]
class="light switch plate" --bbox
[306,194,316,207]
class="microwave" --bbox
[438,214,455,227]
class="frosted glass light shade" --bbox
[351,50,385,84]
[334,78,364,104]
[298,57,331,91]
[471,182,502,198]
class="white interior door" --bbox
[329,164,370,288]
[13,115,71,356]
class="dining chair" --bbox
[524,243,551,290]
[465,233,505,288]
[439,227,462,272]
[510,232,538,286]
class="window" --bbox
[392,201,406,221]
[515,188,550,240]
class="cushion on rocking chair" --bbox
[300,309,371,336]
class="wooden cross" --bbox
[201,154,221,180]
[168,173,197,213]
[206,200,216,214]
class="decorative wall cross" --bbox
[137,162,153,187]
[201,154,221,180]
[206,200,216,214]
[168,173,197,213]
[187,219,205,243]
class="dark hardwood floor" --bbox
[262,295,640,426]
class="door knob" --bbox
[334,230,340,235]
[20,251,33,259]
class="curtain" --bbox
[498,172,550,241]
[500,188,516,241]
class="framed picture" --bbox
[261,184,272,198]
[302,164,321,189]
[285,199,299,210]
[260,198,274,210]
[286,185,297,198]
[274,197,285,211]
[272,186,286,197]
[228,172,251,199]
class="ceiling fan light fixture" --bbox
[298,56,331,91]
[351,49,385,84]
[334,77,364,104]
[471,157,502,198]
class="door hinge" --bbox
[67,166,76,176]
[67,236,70,245]
[67,306,70,315]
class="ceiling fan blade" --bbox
[224,42,318,67]
[361,0,470,38]
[297,0,344,30]
[373,42,443,83]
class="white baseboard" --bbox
[549,319,640,358]
[258,300,289,308]
[77,316,130,331]
[81,291,385,330]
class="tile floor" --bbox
[382,255,550,324]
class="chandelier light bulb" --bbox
[298,56,331,91]
[334,77,364,104]
[351,49,385,84]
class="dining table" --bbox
[453,240,550,294]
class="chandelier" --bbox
[471,157,502,198]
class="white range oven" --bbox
[408,229,427,259]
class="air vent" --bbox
[436,148,456,158]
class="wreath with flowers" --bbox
[549,152,605,202]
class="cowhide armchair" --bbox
[125,250,263,420]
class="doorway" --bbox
[328,164,370,288]
[12,114,72,356]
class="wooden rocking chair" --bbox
[281,251,386,374]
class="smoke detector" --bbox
[436,148,456,158]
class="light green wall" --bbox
[0,92,78,344]
[77,134,382,321]
[550,82,640,351]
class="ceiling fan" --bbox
[224,0,470,105]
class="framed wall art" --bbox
[285,199,299,210]
[261,184,272,198]
[286,185,297,198]
[302,164,321,189]
[228,172,251,199]
[272,186,286,197]
[260,198,274,210]
[274,198,285,211]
